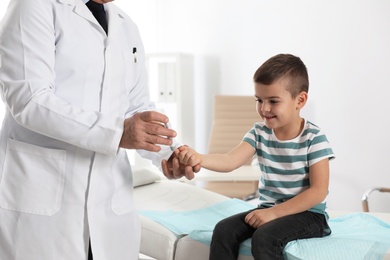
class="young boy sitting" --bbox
[176,53,335,260]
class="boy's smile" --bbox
[262,115,277,120]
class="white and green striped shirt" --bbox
[243,119,335,215]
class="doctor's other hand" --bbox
[161,153,201,180]
[119,111,175,152]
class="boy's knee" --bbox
[252,230,271,248]
[212,220,231,238]
[251,229,284,259]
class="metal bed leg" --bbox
[362,187,390,212]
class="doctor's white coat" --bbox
[0,0,170,259]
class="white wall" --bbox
[1,0,389,212]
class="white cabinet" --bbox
[146,53,195,147]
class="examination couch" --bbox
[133,167,390,260]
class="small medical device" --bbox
[165,122,182,151]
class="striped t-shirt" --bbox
[243,119,335,215]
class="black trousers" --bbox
[210,208,330,260]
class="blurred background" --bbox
[1,0,389,212]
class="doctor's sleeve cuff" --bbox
[110,117,126,155]
[136,146,173,171]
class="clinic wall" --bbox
[1,0,390,212]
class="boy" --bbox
[176,54,335,260]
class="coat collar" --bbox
[105,4,126,40]
[57,0,126,39]
[57,0,98,29]
[57,0,77,6]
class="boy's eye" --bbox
[270,100,279,104]
[256,99,263,103]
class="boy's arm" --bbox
[245,158,330,228]
[177,141,255,172]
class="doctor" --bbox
[0,0,197,259]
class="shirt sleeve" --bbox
[307,131,335,167]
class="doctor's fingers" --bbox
[163,158,198,180]
[161,157,183,180]
[133,132,174,152]
[184,165,197,180]
[192,163,201,173]
[172,157,186,178]
[129,111,174,137]
[161,159,174,179]
[138,111,169,125]
[119,127,169,151]
[121,119,174,148]
[144,121,177,139]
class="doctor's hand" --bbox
[119,111,175,152]
[161,153,201,180]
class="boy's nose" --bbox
[261,103,271,112]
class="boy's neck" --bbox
[274,117,305,140]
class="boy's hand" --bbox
[244,208,278,229]
[175,146,202,167]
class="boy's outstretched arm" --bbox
[176,141,255,172]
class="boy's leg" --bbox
[209,209,256,260]
[251,211,329,260]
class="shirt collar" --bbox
[83,0,107,10]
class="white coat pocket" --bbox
[0,139,67,216]
[122,50,140,93]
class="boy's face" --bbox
[254,78,306,136]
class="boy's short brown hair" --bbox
[253,54,309,98]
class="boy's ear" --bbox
[297,91,308,108]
